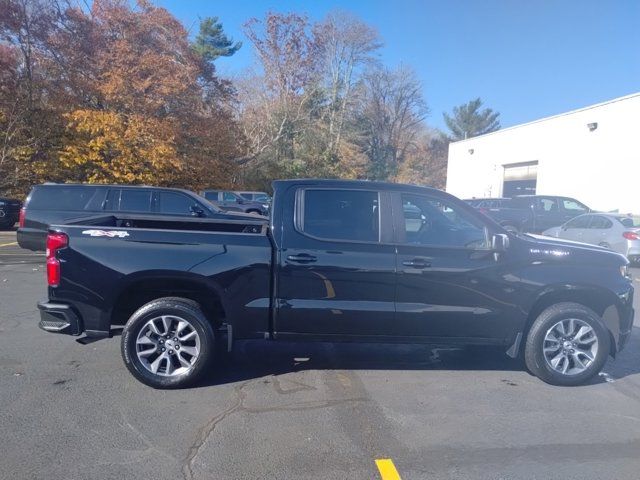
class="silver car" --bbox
[543,213,640,264]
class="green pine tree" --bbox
[443,98,500,140]
[192,17,242,63]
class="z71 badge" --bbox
[81,229,130,238]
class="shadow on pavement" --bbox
[194,340,527,389]
[191,324,640,389]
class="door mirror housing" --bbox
[492,233,509,252]
[190,205,205,217]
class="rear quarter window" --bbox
[27,186,101,211]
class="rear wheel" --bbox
[524,302,610,386]
[121,297,215,389]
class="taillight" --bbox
[19,207,25,228]
[623,231,640,241]
[46,232,68,287]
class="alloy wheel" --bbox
[543,318,599,376]
[135,315,201,377]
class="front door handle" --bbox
[286,254,317,264]
[402,259,431,269]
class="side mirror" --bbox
[492,233,509,252]
[190,205,205,217]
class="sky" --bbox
[157,0,640,131]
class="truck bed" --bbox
[64,213,268,234]
[47,213,273,339]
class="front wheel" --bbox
[121,297,215,389]
[524,302,610,386]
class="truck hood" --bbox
[520,233,628,266]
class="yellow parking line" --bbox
[375,459,402,480]
[0,241,17,247]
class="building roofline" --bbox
[451,91,640,144]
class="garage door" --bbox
[503,161,537,197]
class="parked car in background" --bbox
[478,195,592,233]
[0,195,22,230]
[18,184,251,251]
[543,213,640,265]
[201,190,270,216]
[235,191,271,203]
[464,197,509,209]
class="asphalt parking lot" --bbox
[1,228,640,480]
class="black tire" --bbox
[524,302,610,386]
[121,297,215,389]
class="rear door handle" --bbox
[286,254,317,263]
[402,259,431,269]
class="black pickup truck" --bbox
[0,195,22,230]
[475,195,592,233]
[38,180,634,388]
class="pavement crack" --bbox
[181,377,367,480]
[182,381,250,480]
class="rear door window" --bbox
[300,189,379,242]
[158,192,196,215]
[116,189,153,213]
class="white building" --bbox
[446,92,640,213]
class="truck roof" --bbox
[38,183,200,197]
[272,178,443,195]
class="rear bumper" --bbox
[38,301,83,335]
[17,228,46,251]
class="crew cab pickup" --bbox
[38,180,634,388]
[477,195,592,233]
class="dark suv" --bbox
[0,195,22,230]
[201,190,269,216]
[18,184,250,251]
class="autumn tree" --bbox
[314,11,381,156]
[355,65,429,180]
[0,0,243,195]
[395,131,449,189]
[443,97,500,140]
[0,0,65,195]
